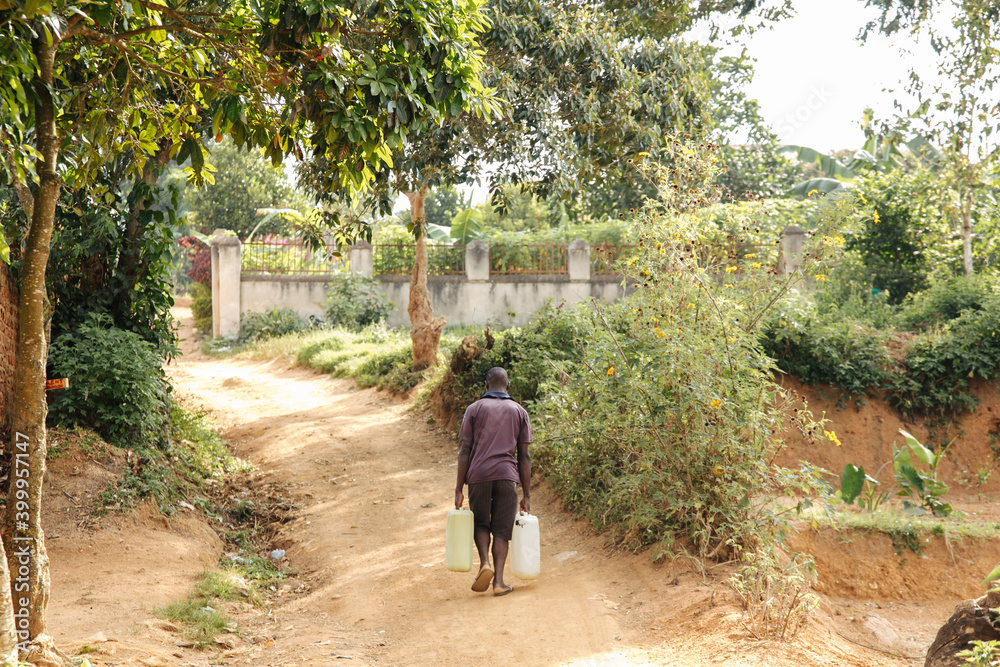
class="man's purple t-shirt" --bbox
[459,395,533,484]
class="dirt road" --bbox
[40,304,932,666]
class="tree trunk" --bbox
[3,35,60,652]
[118,144,172,300]
[961,191,973,277]
[406,187,445,370]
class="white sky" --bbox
[726,1,944,152]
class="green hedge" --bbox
[762,275,1000,417]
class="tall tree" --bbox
[0,0,489,657]
[184,138,308,239]
[304,0,782,367]
[906,0,1000,275]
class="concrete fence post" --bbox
[567,240,590,282]
[349,241,374,278]
[778,225,807,276]
[211,229,242,338]
[466,240,490,281]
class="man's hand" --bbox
[455,489,464,510]
[520,495,530,513]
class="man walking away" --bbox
[454,367,532,596]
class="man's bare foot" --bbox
[472,567,493,592]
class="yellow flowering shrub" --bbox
[535,139,844,559]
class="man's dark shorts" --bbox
[468,480,518,541]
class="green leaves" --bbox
[899,429,934,465]
[891,429,952,517]
[324,272,394,330]
[48,313,171,446]
[838,464,865,505]
[0,0,494,217]
[787,178,848,197]
[527,142,844,557]
[424,223,452,242]
[448,208,483,244]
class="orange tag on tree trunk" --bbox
[45,378,69,390]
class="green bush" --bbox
[356,343,420,392]
[190,282,213,334]
[531,145,845,557]
[846,172,937,305]
[324,272,394,329]
[44,175,180,357]
[763,276,1000,417]
[48,313,171,446]
[761,299,895,399]
[893,300,1000,416]
[239,308,314,343]
[897,273,1000,331]
[812,251,899,329]
[440,300,594,412]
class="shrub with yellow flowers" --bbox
[534,138,852,560]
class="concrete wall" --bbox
[233,239,627,331]
[241,275,330,321]
[228,228,800,336]
[0,265,17,430]
[378,275,625,328]
[239,274,625,328]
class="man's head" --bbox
[485,367,509,392]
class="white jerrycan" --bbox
[511,512,540,580]
[445,509,474,572]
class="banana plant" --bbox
[778,145,857,196]
[245,208,305,246]
[780,112,944,197]
[423,208,485,245]
[449,208,484,245]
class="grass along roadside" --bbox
[96,405,253,516]
[800,504,1000,543]
[154,554,290,649]
[225,323,479,395]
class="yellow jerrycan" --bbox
[445,508,474,572]
[511,512,540,580]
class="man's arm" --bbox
[517,442,531,512]
[455,439,472,509]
